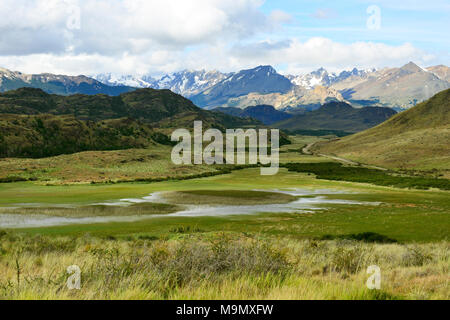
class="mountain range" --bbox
[332,62,450,110]
[93,62,450,112]
[1,62,449,115]
[287,67,375,89]
[0,67,134,96]
[95,70,229,98]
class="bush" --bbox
[401,246,433,267]
[330,245,367,274]
[319,232,398,244]
[283,162,450,190]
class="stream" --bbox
[0,189,381,229]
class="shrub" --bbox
[401,246,433,267]
[319,232,398,244]
[330,245,367,274]
[283,162,450,190]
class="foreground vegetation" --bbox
[0,135,448,300]
[0,232,447,300]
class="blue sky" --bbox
[261,0,449,58]
[0,0,448,76]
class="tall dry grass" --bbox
[0,231,448,300]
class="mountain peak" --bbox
[400,61,423,73]
[319,101,354,113]
[3,87,50,97]
[311,67,328,76]
[252,65,277,74]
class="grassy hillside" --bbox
[275,102,396,133]
[315,89,450,174]
[0,87,262,158]
[0,114,170,158]
[0,87,258,129]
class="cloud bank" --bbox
[0,0,439,76]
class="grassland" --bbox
[0,145,221,184]
[0,136,448,300]
[0,134,303,185]
[163,190,297,205]
[0,232,448,300]
[0,166,448,243]
[0,203,180,218]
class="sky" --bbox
[0,0,448,77]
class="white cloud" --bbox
[229,38,435,74]
[0,37,435,76]
[312,8,337,19]
[0,1,440,76]
[0,0,283,55]
[269,10,293,24]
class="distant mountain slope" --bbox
[0,67,135,96]
[287,67,375,89]
[214,105,292,125]
[209,85,345,112]
[191,66,293,108]
[315,89,450,172]
[0,87,259,131]
[427,65,450,82]
[275,101,396,133]
[213,107,244,117]
[332,62,450,110]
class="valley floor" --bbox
[0,136,448,300]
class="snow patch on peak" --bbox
[287,67,375,89]
[95,70,229,98]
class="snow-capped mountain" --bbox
[92,63,449,111]
[331,62,450,110]
[191,66,294,108]
[94,73,157,88]
[155,70,229,97]
[287,67,376,89]
[94,70,229,98]
[0,67,134,96]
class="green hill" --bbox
[0,87,258,128]
[275,101,397,133]
[214,105,292,125]
[315,89,450,174]
[0,87,261,158]
[0,114,170,158]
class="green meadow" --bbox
[0,138,448,300]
